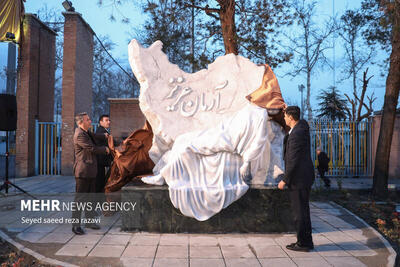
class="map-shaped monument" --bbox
[128,40,286,220]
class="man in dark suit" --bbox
[95,114,113,193]
[317,147,331,188]
[72,112,110,235]
[278,106,315,251]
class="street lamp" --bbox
[298,84,305,119]
[62,1,75,12]
[5,33,16,95]
[5,32,15,40]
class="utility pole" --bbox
[191,0,195,73]
[298,84,305,119]
[332,0,336,88]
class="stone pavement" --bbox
[0,175,397,267]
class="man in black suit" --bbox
[317,147,331,188]
[73,112,110,235]
[95,115,113,193]
[278,106,315,252]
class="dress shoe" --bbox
[286,243,313,252]
[85,223,101,230]
[72,226,85,235]
[286,242,298,249]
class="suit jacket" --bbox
[95,126,113,166]
[317,151,330,171]
[283,119,315,189]
[73,127,108,178]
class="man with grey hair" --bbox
[72,112,110,235]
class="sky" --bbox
[0,0,390,114]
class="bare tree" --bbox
[338,9,376,121]
[284,0,335,121]
[343,68,376,122]
[339,10,374,95]
[361,0,400,199]
[92,36,138,121]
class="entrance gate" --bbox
[35,121,61,175]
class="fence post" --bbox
[34,120,39,175]
[50,125,54,175]
[58,123,61,175]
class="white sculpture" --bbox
[128,40,285,221]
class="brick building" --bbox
[108,98,146,143]
[61,12,94,176]
[15,14,56,177]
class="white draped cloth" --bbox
[144,103,270,221]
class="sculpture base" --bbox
[121,183,295,233]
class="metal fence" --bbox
[34,118,372,177]
[35,121,61,175]
[34,122,98,175]
[309,120,373,177]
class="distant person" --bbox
[278,106,315,252]
[317,147,331,188]
[95,115,113,193]
[72,112,110,235]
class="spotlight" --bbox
[5,32,15,40]
[62,1,75,12]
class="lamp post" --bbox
[62,1,75,12]
[5,33,16,95]
[298,84,305,119]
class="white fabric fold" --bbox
[155,103,269,221]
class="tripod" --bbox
[0,131,37,199]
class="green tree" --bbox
[136,0,207,72]
[316,86,348,121]
[362,0,400,199]
[102,0,295,71]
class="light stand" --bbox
[0,131,37,199]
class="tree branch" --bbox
[344,93,356,120]
[184,4,220,20]
[237,43,265,60]
[356,68,373,119]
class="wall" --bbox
[61,12,94,176]
[371,112,400,179]
[15,14,56,177]
[108,98,146,142]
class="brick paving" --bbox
[0,175,397,266]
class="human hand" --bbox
[239,162,251,180]
[278,180,286,190]
[105,147,110,154]
[104,133,109,139]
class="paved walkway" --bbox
[0,176,397,267]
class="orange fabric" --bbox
[104,121,154,193]
[246,64,286,110]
